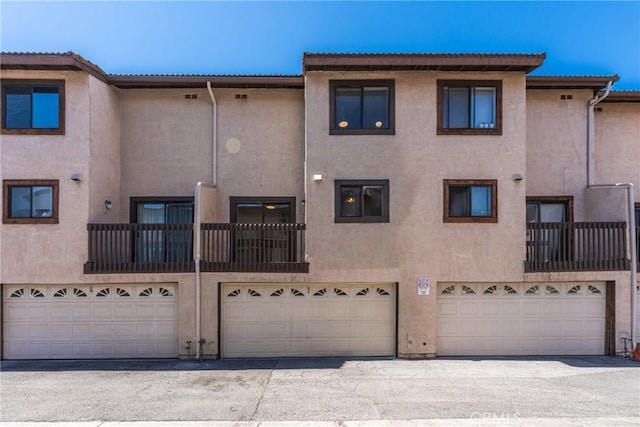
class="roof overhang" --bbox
[599,91,640,103]
[303,53,546,73]
[1,52,109,83]
[107,75,304,89]
[526,75,619,92]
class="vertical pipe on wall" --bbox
[206,82,217,186]
[586,81,637,347]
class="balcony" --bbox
[85,223,308,274]
[525,222,636,272]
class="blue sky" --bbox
[2,1,639,89]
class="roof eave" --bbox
[526,75,620,92]
[303,53,546,73]
[107,75,304,89]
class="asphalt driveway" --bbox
[1,356,639,425]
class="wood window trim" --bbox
[335,179,390,223]
[229,197,296,223]
[329,79,395,135]
[1,80,66,135]
[443,179,498,223]
[437,80,502,136]
[3,179,59,224]
[526,195,574,222]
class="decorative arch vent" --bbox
[356,288,370,296]
[116,288,131,297]
[546,285,559,295]
[227,289,241,297]
[334,288,347,296]
[483,285,497,295]
[96,288,110,297]
[291,288,305,297]
[441,286,455,295]
[376,288,390,296]
[462,285,475,295]
[248,289,262,297]
[73,288,88,297]
[525,285,539,295]
[159,287,174,297]
[504,285,517,295]
[53,288,68,298]
[313,288,327,296]
[31,288,45,298]
[10,288,25,298]
[568,285,581,294]
[588,285,602,294]
[270,289,284,297]
[139,288,153,297]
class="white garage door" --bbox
[3,284,178,359]
[222,283,396,358]
[437,282,605,356]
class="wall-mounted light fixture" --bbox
[511,173,524,182]
[70,173,82,181]
[104,200,113,210]
[313,174,323,182]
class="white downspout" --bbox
[193,83,217,360]
[206,81,218,186]
[587,81,638,348]
[194,182,203,360]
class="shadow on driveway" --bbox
[1,355,638,372]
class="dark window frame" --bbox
[1,79,65,135]
[335,179,390,223]
[329,80,395,135]
[229,197,297,223]
[443,179,498,223]
[3,179,59,224]
[437,80,502,136]
[526,196,574,223]
[130,196,195,223]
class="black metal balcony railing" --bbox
[84,223,308,274]
[525,222,632,272]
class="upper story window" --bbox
[443,179,497,223]
[335,179,389,223]
[330,80,395,135]
[3,180,59,224]
[1,80,65,135]
[526,196,573,223]
[437,80,501,135]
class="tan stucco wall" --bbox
[88,76,121,223]
[303,71,528,356]
[526,90,639,221]
[1,70,93,283]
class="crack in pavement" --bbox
[250,362,276,420]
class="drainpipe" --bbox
[586,81,638,348]
[193,83,218,360]
[206,81,218,186]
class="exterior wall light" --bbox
[104,200,113,210]
[313,174,323,182]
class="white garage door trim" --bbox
[437,282,606,356]
[221,283,396,358]
[3,284,178,359]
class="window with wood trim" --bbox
[437,80,501,135]
[3,180,59,224]
[2,80,65,134]
[335,179,389,223]
[443,179,497,223]
[330,80,395,135]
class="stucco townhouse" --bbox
[1,51,639,360]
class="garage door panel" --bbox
[50,323,73,339]
[222,283,395,358]
[3,284,178,359]
[437,282,605,356]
